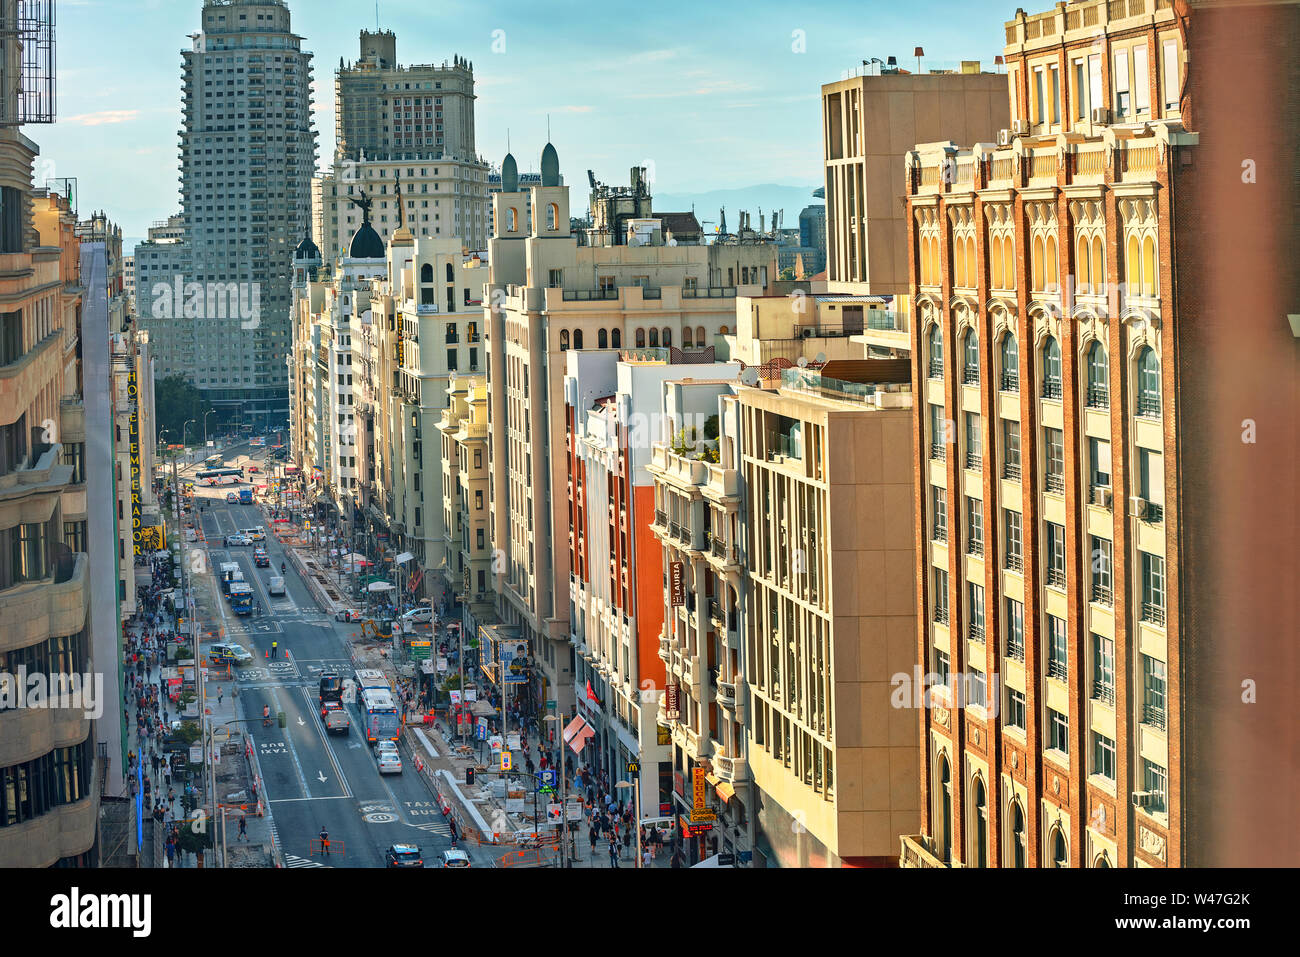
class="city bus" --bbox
[357,687,401,743]
[227,581,254,615]
[197,467,243,480]
[205,454,223,469]
[219,562,243,595]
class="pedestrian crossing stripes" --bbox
[409,821,451,836]
[283,854,328,868]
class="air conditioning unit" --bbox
[801,327,814,339]
[1129,495,1149,518]
[997,128,1013,147]
[1097,487,1113,508]
[1131,791,1157,809]
[1091,107,1112,125]
[1012,119,1031,135]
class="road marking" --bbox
[267,796,353,803]
[413,727,439,760]
[283,854,328,868]
[298,686,354,799]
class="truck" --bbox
[239,488,253,504]
[228,581,254,615]
[267,575,286,596]
[219,563,243,595]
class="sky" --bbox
[42,0,1016,241]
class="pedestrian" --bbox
[622,824,632,856]
[643,845,652,868]
[239,814,247,841]
[589,826,598,857]
[608,838,619,868]
[217,686,223,705]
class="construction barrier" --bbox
[309,838,343,858]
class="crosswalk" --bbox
[409,821,452,837]
[283,854,329,868]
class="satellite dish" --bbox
[740,368,760,387]
[667,238,677,247]
[797,357,808,368]
[815,352,827,364]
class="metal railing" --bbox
[929,443,946,462]
[1047,659,1069,681]
[1000,372,1019,392]
[965,452,983,471]
[967,539,983,557]
[1045,473,1065,494]
[1086,384,1110,409]
[1091,583,1113,606]
[933,525,947,544]
[1007,639,1025,662]
[1142,704,1166,731]
[1046,567,1067,589]
[654,509,668,527]
[1003,462,1021,480]
[1136,394,1162,419]
[1141,502,1164,524]
[933,606,949,626]
[969,623,985,643]
[963,367,980,385]
[928,359,944,379]
[1005,553,1023,573]
[1042,379,1063,400]
[1092,682,1115,706]
[1142,603,1166,626]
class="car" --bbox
[243,527,266,542]
[224,533,251,546]
[385,844,423,868]
[321,701,350,734]
[253,549,270,567]
[226,492,239,503]
[208,642,253,665]
[400,606,433,625]
[248,465,260,474]
[440,849,471,868]
[267,576,286,596]
[335,608,362,623]
[376,740,398,755]
[377,749,402,775]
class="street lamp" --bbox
[616,778,642,868]
[543,711,573,867]
[204,409,217,447]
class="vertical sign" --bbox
[665,682,679,719]
[127,369,143,555]
[692,767,707,815]
[669,561,685,607]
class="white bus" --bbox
[358,687,401,743]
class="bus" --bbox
[228,581,254,615]
[197,467,243,481]
[357,687,401,743]
[219,563,243,595]
[205,454,223,469]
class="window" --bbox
[1133,45,1150,116]
[1000,334,1019,391]
[1005,598,1025,661]
[1046,615,1068,680]
[969,667,987,710]
[972,778,988,867]
[573,329,584,349]
[966,497,983,556]
[1136,347,1161,417]
[1162,40,1180,112]
[927,324,943,378]
[964,413,981,470]
[1003,419,1021,479]
[1142,760,1167,813]
[934,650,950,688]
[611,328,621,348]
[931,486,947,542]
[1114,49,1131,118]
[1089,437,1112,494]
[1045,522,1066,588]
[1073,58,1087,121]
[932,567,949,624]
[1042,336,1062,398]
[1091,633,1115,704]
[1005,687,1026,731]
[474,490,484,510]
[1049,64,1060,125]
[1047,708,1069,754]
[1034,66,1046,125]
[1090,536,1113,605]
[1142,654,1167,732]
[1044,427,1065,492]
[929,404,947,461]
[1011,801,1028,868]
[548,268,563,288]
[0,310,23,366]
[1004,509,1023,572]
[962,329,979,383]
[1141,552,1166,625]
[635,328,645,348]
[968,582,985,641]
[1086,341,1109,407]
[1050,828,1068,868]
[597,328,608,349]
[1138,447,1164,522]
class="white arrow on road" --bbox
[298,716,305,727]
[317,771,328,783]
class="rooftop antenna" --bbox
[547,114,551,142]
[375,2,379,30]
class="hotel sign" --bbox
[669,561,685,606]
[127,370,143,556]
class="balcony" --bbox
[711,748,746,783]
[1136,395,1162,419]
[0,553,87,652]
[933,606,949,626]
[658,634,671,662]
[708,598,723,626]
[1143,704,1167,731]
[715,675,737,708]
[1086,384,1110,409]
[967,539,983,557]
[1046,567,1067,590]
[962,366,980,386]
[929,443,946,462]
[1092,682,1115,706]
[1007,641,1025,663]
[1000,372,1019,393]
[1091,583,1113,606]
[1045,473,1065,494]
[928,359,944,379]
[1042,379,1063,400]
[965,452,982,472]
[969,623,985,643]
[1047,659,1069,681]
[1142,603,1166,627]
[899,834,947,868]
[932,525,947,544]
[1003,462,1021,480]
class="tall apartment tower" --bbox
[901,0,1299,869]
[315,31,489,261]
[168,0,316,423]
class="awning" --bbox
[715,781,735,803]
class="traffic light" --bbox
[465,767,475,786]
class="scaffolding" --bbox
[0,0,55,126]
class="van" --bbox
[268,576,286,596]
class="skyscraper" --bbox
[151,0,316,425]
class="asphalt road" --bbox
[192,476,464,869]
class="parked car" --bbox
[440,849,471,868]
[400,606,433,625]
[386,844,424,868]
[224,533,251,546]
[208,642,253,665]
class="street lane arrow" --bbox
[317,771,328,783]
[298,716,305,726]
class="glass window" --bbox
[1141,552,1166,623]
[1091,536,1113,604]
[1042,336,1062,397]
[1046,522,1066,587]
[1089,437,1112,489]
[1003,419,1021,478]
[1004,509,1023,570]
[1142,760,1167,813]
[1048,708,1069,754]
[1005,597,1025,660]
[963,330,979,382]
[966,497,983,554]
[932,567,949,622]
[1143,654,1167,732]
[1045,428,1065,489]
[929,404,946,460]
[1133,45,1150,114]
[928,324,943,377]
[1114,49,1131,118]
[964,413,981,469]
[1005,687,1026,730]
[1046,614,1068,679]
[1091,633,1115,703]
[1092,732,1116,781]
[1000,333,1019,389]
[1086,341,1108,406]
[931,486,947,541]
[1136,347,1160,416]
[1162,40,1180,112]
[968,582,985,640]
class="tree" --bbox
[779,266,796,281]
[155,375,212,445]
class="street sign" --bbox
[546,699,557,710]
[507,733,521,751]
[546,803,562,824]
[538,769,558,788]
[476,719,487,740]
[500,751,512,771]
[627,761,640,774]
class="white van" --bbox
[268,576,286,596]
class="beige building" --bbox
[822,70,1009,295]
[437,377,492,624]
[484,144,778,717]
[738,363,918,867]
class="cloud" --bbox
[64,109,140,126]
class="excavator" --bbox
[360,617,395,642]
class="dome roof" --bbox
[348,222,385,260]
[541,142,560,187]
[294,235,321,260]
[502,152,518,193]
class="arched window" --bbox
[682,328,693,348]
[1126,234,1141,290]
[1091,235,1104,292]
[1045,235,1059,291]
[446,263,454,283]
[1076,236,1091,294]
[559,329,570,351]
[611,328,621,349]
[719,325,729,335]
[597,328,608,349]
[1142,235,1157,297]
[927,323,943,378]
[662,328,672,348]
[938,755,952,863]
[1136,346,1160,417]
[507,207,519,231]
[972,778,988,868]
[696,326,706,347]
[1094,853,1111,869]
[1002,236,1015,290]
[1033,236,1045,291]
[966,238,976,285]
[546,203,559,230]
[421,263,434,283]
[1086,340,1109,407]
[962,329,979,384]
[573,329,584,350]
[1051,827,1069,868]
[635,328,645,348]
[954,239,967,287]
[1042,335,1062,398]
[991,238,1004,289]
[648,328,659,347]
[1012,802,1027,868]
[1000,332,1019,390]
